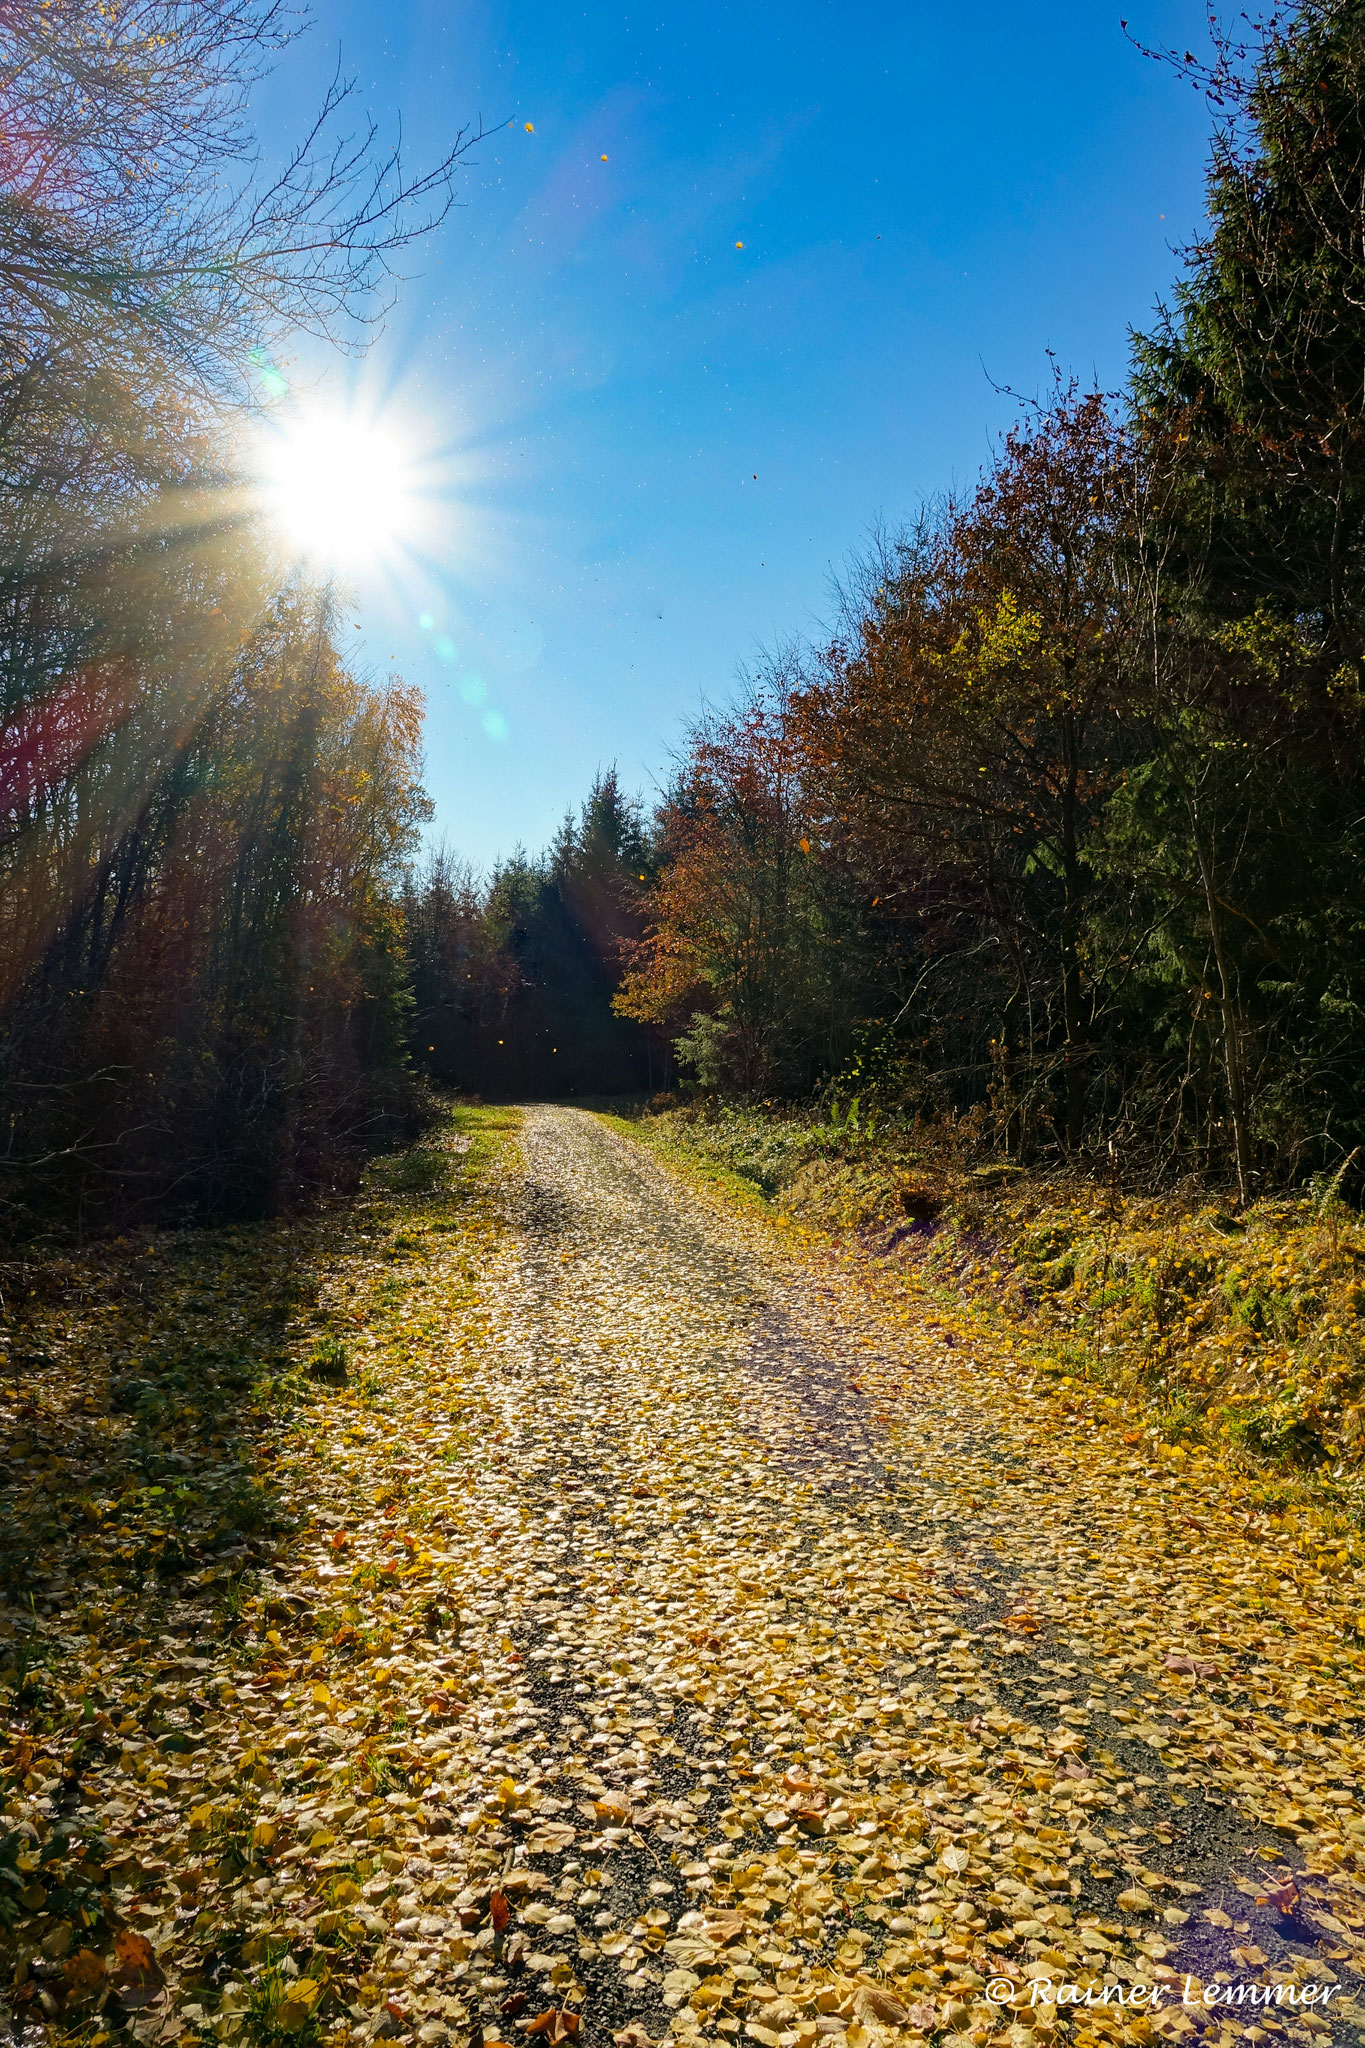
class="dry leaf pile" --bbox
[4,1104,1365,2048]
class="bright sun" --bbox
[259,412,422,568]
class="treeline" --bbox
[404,772,661,1101]
[0,0,475,1234]
[616,2,1365,1194]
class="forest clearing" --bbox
[4,1107,1365,2048]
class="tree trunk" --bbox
[1189,806,1253,1203]
[1060,710,1086,1152]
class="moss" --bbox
[623,1099,1365,1480]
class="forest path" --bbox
[4,1104,1364,2048]
[453,1106,1365,2044]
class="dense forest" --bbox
[5,0,1365,1236]
[403,773,660,1104]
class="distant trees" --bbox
[405,772,659,1100]
[613,696,869,1095]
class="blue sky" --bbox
[254,0,1215,866]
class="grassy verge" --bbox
[596,1109,774,1213]
[611,1098,1365,1502]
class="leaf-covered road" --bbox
[4,1105,1365,2048]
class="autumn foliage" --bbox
[616,5,1365,1193]
[0,1,462,1230]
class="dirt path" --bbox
[4,1105,1365,2048]
[486,1109,1365,2044]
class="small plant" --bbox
[823,1091,876,1138]
[1157,1396,1203,1443]
[215,1572,255,1630]
[244,1955,328,2046]
[1228,1396,1327,1467]
[217,1476,286,1536]
[111,1375,168,1423]
[205,1802,261,1881]
[672,1010,730,1090]
[6,1604,50,1714]
[306,1335,349,1384]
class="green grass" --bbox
[612,1099,1365,1495]
[598,1109,775,1212]
[363,1100,519,1212]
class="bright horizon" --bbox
[252,0,1216,867]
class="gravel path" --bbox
[508,1106,897,1491]
[5,1104,1364,2048]
[461,1109,1365,2046]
